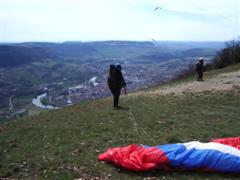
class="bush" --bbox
[212,40,240,68]
[174,63,196,80]
[204,63,215,71]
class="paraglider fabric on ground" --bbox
[98,137,240,172]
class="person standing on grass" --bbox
[107,64,126,108]
[196,58,205,81]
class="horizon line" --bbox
[0,39,229,44]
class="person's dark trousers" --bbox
[113,88,121,108]
[198,72,203,81]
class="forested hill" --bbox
[0,45,49,67]
[0,41,224,68]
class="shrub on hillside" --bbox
[204,63,215,71]
[212,40,240,68]
[174,63,196,80]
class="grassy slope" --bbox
[0,65,240,179]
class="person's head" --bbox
[115,64,122,71]
[199,57,204,63]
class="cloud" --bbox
[148,0,239,40]
[1,0,239,42]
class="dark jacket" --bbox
[196,62,204,73]
[108,69,126,90]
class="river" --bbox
[32,76,98,108]
[89,76,99,86]
[32,93,59,109]
[9,95,14,112]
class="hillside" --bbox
[0,45,48,67]
[0,64,240,179]
[0,41,223,120]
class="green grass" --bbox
[0,66,240,179]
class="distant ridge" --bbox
[0,40,224,68]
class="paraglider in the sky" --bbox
[154,6,162,16]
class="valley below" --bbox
[0,41,223,121]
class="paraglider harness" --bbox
[108,64,127,95]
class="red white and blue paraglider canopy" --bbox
[98,137,240,172]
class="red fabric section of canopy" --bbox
[211,137,240,150]
[98,144,168,171]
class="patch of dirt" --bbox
[140,70,240,96]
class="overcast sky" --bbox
[0,0,239,42]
